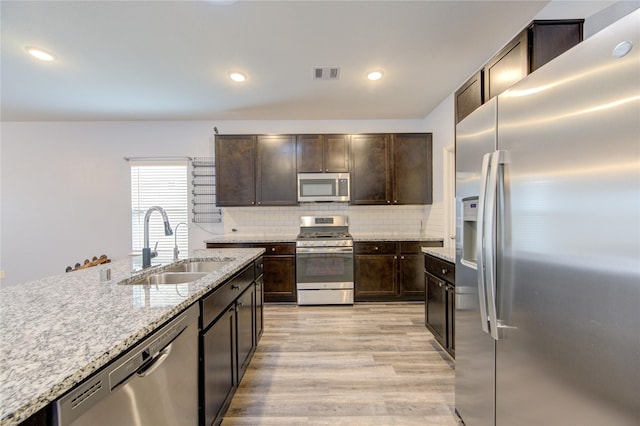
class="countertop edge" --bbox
[422,247,456,263]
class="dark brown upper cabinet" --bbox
[215,134,297,206]
[455,71,483,124]
[350,134,392,205]
[296,134,350,173]
[350,133,432,205]
[484,30,529,102]
[391,133,432,205]
[528,20,584,72]
[215,135,256,206]
[455,19,583,122]
[256,135,297,206]
[484,19,583,102]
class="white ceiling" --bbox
[0,1,617,121]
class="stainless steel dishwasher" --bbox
[55,303,199,426]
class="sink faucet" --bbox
[173,222,187,261]
[142,206,173,268]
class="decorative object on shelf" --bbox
[66,254,111,272]
[192,157,222,223]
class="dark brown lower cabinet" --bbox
[355,243,397,300]
[254,272,264,343]
[200,261,262,426]
[201,307,235,426]
[205,242,296,303]
[355,240,443,302]
[424,254,455,358]
[236,284,255,383]
[262,254,296,303]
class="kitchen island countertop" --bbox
[0,248,263,426]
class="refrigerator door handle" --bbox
[476,153,492,335]
[484,150,504,341]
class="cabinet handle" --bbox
[251,202,255,205]
[374,246,379,251]
[258,201,262,205]
[394,256,397,260]
[438,281,444,288]
[394,200,398,204]
[231,284,240,290]
[401,255,405,260]
[387,200,391,204]
[442,268,448,274]
[325,168,328,172]
[271,247,276,252]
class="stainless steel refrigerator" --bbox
[455,9,640,426]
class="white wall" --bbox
[1,118,435,286]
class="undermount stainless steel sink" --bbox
[164,260,231,273]
[123,272,208,286]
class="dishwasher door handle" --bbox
[136,344,173,378]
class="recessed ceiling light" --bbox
[229,72,247,82]
[25,46,55,61]
[367,71,383,81]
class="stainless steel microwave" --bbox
[297,173,350,202]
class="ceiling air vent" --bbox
[313,67,340,80]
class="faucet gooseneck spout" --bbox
[142,206,173,268]
[173,222,187,261]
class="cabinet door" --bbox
[324,134,350,172]
[256,135,297,206]
[236,284,255,384]
[350,134,391,205]
[484,30,528,102]
[425,271,447,348]
[215,135,256,206]
[392,134,432,204]
[296,134,324,173]
[529,20,583,72]
[263,255,296,302]
[447,284,455,357]
[455,71,483,123]
[399,254,425,300]
[202,307,235,426]
[255,274,264,343]
[354,254,397,301]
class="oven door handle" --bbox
[296,247,354,254]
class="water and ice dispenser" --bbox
[462,197,478,266]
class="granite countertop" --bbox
[205,233,443,243]
[0,248,263,426]
[422,246,456,263]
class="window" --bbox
[130,161,188,264]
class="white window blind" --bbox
[131,162,188,264]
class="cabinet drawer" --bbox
[201,265,254,329]
[261,243,295,255]
[355,242,397,255]
[424,255,455,284]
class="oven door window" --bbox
[296,253,353,283]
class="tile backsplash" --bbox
[221,202,444,237]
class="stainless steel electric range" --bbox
[295,216,354,305]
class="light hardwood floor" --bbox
[222,303,457,425]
